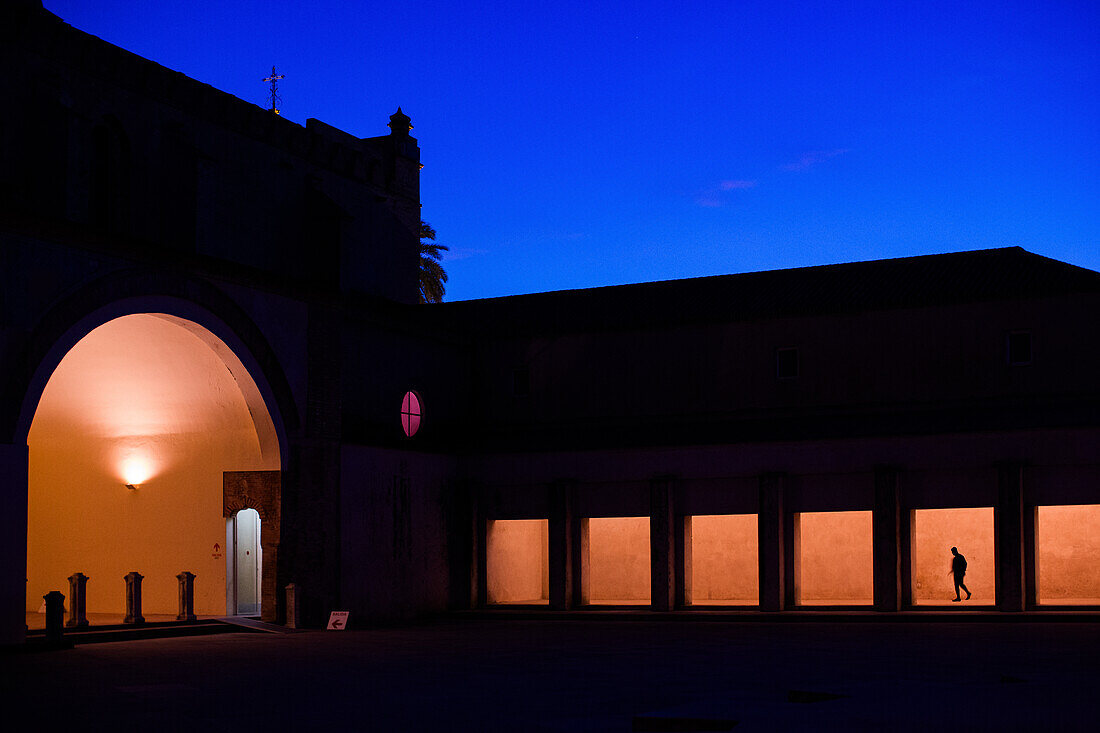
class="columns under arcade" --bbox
[475,460,1100,613]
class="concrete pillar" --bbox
[571,514,590,608]
[759,473,790,611]
[66,573,89,628]
[123,572,145,625]
[900,509,915,608]
[675,515,692,608]
[783,509,801,609]
[650,477,675,611]
[873,467,901,612]
[1024,504,1038,609]
[549,480,575,610]
[285,583,301,628]
[176,571,196,621]
[0,444,29,645]
[43,591,65,644]
[995,462,1025,612]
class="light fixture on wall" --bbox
[125,483,139,491]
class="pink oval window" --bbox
[401,391,422,437]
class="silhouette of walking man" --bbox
[950,546,971,602]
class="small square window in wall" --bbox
[776,347,799,379]
[1007,331,1032,365]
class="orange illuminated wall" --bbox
[690,514,758,605]
[912,508,993,605]
[588,516,650,604]
[798,510,873,605]
[27,314,279,617]
[1038,505,1100,605]
[486,519,549,604]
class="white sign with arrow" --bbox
[327,611,350,630]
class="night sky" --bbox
[45,0,1100,301]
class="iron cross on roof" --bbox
[263,66,285,115]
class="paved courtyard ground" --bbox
[3,618,1099,731]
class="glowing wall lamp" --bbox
[120,455,154,489]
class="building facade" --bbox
[2,1,1097,644]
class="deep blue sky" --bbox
[47,1,1099,301]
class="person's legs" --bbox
[961,582,970,600]
[953,576,962,601]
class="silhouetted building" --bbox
[2,2,1098,643]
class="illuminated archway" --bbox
[25,313,281,622]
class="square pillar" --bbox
[650,477,675,611]
[675,515,692,608]
[900,509,915,608]
[873,466,901,612]
[1024,504,1038,609]
[995,462,1025,612]
[783,509,801,609]
[571,515,590,608]
[549,480,575,610]
[759,473,790,611]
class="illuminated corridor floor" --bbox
[4,618,1100,731]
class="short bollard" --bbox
[177,571,196,621]
[124,571,145,625]
[285,583,300,629]
[44,591,65,643]
[66,572,89,628]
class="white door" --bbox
[227,508,262,615]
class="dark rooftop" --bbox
[435,247,1100,335]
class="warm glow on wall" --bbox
[486,519,549,604]
[1038,504,1100,605]
[912,508,993,605]
[119,455,155,487]
[588,516,650,605]
[799,510,873,605]
[27,314,280,616]
[690,514,758,605]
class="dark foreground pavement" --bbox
[3,618,1099,731]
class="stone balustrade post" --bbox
[43,590,65,643]
[124,572,145,625]
[66,572,89,628]
[176,571,196,621]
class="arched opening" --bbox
[25,313,280,626]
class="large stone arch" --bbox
[10,265,300,448]
[2,266,300,639]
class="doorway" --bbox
[227,508,262,616]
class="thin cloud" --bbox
[696,179,757,206]
[719,179,757,190]
[782,148,850,172]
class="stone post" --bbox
[873,467,901,612]
[43,591,65,644]
[650,477,676,611]
[995,462,1025,612]
[66,573,89,628]
[675,515,693,608]
[176,572,196,621]
[285,583,300,629]
[124,572,145,625]
[571,516,591,607]
[549,480,575,610]
[758,473,788,611]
